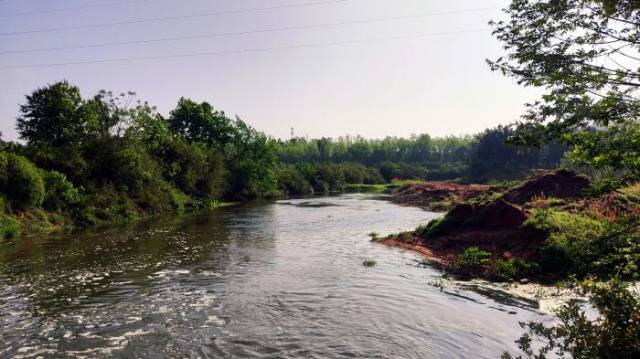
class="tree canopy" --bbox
[489,0,640,179]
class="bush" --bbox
[85,138,160,196]
[277,166,313,196]
[0,214,20,239]
[415,216,460,239]
[525,209,640,280]
[41,170,81,211]
[0,152,7,190]
[379,161,427,181]
[168,187,189,213]
[454,246,492,274]
[364,167,385,184]
[503,279,640,359]
[6,154,45,209]
[488,258,534,282]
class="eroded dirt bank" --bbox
[380,170,594,281]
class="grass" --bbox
[0,214,21,239]
[345,183,390,193]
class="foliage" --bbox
[488,258,535,282]
[277,165,314,196]
[503,279,640,359]
[0,213,20,239]
[489,0,640,182]
[16,81,86,148]
[168,98,233,148]
[523,209,640,279]
[41,170,81,211]
[453,246,492,275]
[362,258,377,267]
[5,153,45,209]
[0,82,283,234]
[468,126,566,182]
[278,130,564,184]
[416,216,460,239]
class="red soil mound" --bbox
[392,181,490,210]
[503,169,589,204]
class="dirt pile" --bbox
[447,199,527,231]
[391,181,490,210]
[503,169,589,204]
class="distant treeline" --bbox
[275,128,567,195]
[0,81,566,236]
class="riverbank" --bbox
[375,170,640,284]
[390,180,495,211]
[0,199,239,242]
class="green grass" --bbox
[344,183,391,193]
[0,214,21,239]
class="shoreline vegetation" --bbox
[1,82,565,242]
[375,170,640,285]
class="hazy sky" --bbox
[0,0,537,141]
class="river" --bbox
[0,194,547,358]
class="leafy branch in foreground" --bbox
[502,279,640,359]
[489,0,640,180]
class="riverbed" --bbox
[0,194,548,358]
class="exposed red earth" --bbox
[380,170,592,272]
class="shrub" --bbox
[340,162,367,184]
[526,209,639,280]
[379,161,427,181]
[6,154,45,209]
[317,163,346,192]
[277,166,313,196]
[0,214,20,239]
[168,187,189,213]
[415,216,459,239]
[0,152,7,190]
[364,167,385,184]
[503,279,640,359]
[488,258,534,282]
[85,138,160,196]
[41,170,81,211]
[21,208,54,233]
[454,246,492,275]
[362,258,377,267]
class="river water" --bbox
[0,194,547,358]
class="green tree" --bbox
[489,0,640,180]
[16,81,86,148]
[168,98,233,148]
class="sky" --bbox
[0,0,538,141]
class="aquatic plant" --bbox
[362,258,377,267]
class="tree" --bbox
[492,2,640,357]
[17,81,85,148]
[489,0,640,180]
[168,98,233,148]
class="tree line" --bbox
[0,81,567,233]
[1,81,277,230]
[275,127,566,195]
